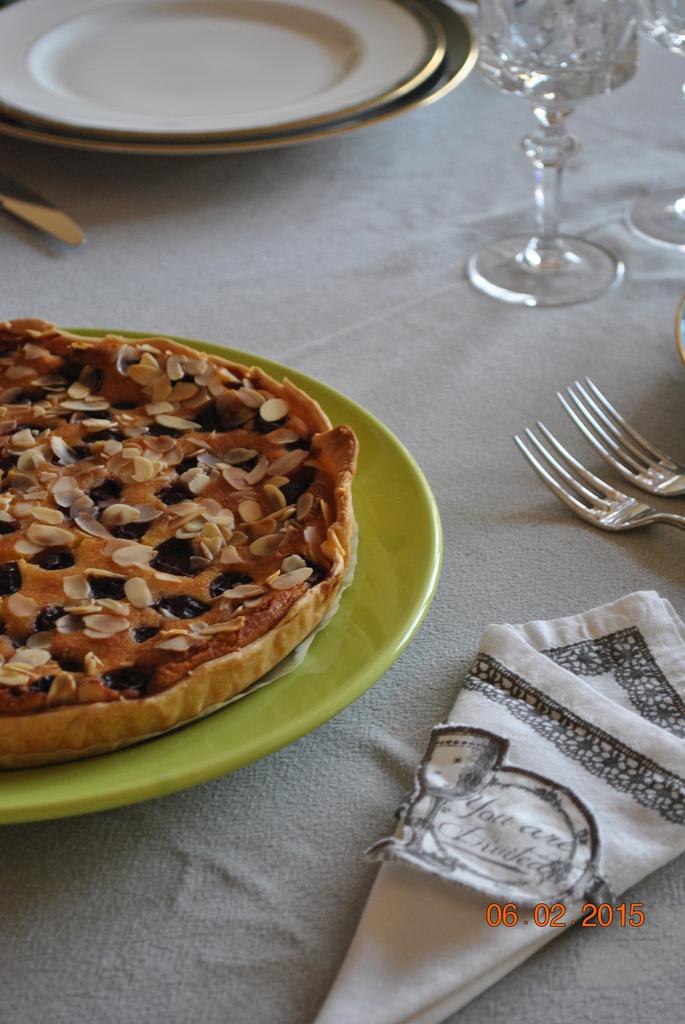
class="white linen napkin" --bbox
[315,592,685,1024]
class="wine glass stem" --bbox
[520,105,580,272]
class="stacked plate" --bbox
[0,0,476,155]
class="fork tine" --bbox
[559,388,645,477]
[514,434,594,519]
[535,420,620,501]
[525,427,612,507]
[584,378,676,468]
[573,381,656,472]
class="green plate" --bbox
[0,331,442,824]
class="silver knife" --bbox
[0,173,85,246]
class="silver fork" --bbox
[514,422,685,533]
[558,378,685,496]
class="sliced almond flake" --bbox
[30,506,64,525]
[219,545,242,564]
[102,503,140,527]
[50,435,80,465]
[121,445,141,459]
[0,510,15,523]
[5,364,34,380]
[270,567,313,590]
[84,651,104,675]
[75,514,113,540]
[97,599,130,615]
[237,387,265,409]
[52,475,81,507]
[281,554,307,573]
[268,475,290,488]
[238,499,262,523]
[70,494,96,518]
[63,574,90,600]
[155,635,190,651]
[151,375,173,403]
[6,593,38,617]
[144,434,177,454]
[259,397,289,422]
[197,451,221,468]
[17,448,46,472]
[155,414,199,432]
[0,668,31,687]
[230,530,248,546]
[88,568,126,578]
[166,354,184,381]
[145,401,174,415]
[249,533,283,558]
[82,417,117,430]
[222,465,248,490]
[296,492,314,520]
[67,381,90,400]
[189,555,211,572]
[224,447,258,466]
[0,420,17,436]
[132,456,157,483]
[102,439,124,457]
[14,539,42,557]
[128,363,160,386]
[65,602,103,615]
[319,497,331,527]
[151,570,185,583]
[217,583,266,600]
[267,449,308,477]
[170,381,199,402]
[263,483,286,511]
[268,429,301,446]
[26,523,74,547]
[140,351,160,369]
[135,503,163,523]
[188,472,210,495]
[61,398,110,412]
[9,647,51,668]
[0,387,24,403]
[111,543,155,566]
[83,614,129,634]
[26,631,54,649]
[46,672,77,705]
[124,577,153,609]
[22,342,44,360]
[245,456,268,486]
[10,428,37,449]
[194,619,245,636]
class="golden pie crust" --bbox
[0,319,357,768]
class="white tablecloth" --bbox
[0,15,683,1024]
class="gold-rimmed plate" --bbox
[0,0,475,155]
[0,0,445,141]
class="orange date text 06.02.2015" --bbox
[485,903,646,928]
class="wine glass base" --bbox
[629,190,685,249]
[467,234,624,307]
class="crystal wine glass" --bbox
[468,0,639,307]
[630,1,685,246]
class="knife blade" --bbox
[0,173,85,246]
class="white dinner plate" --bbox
[0,0,444,138]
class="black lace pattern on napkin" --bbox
[464,654,685,826]
[543,627,685,740]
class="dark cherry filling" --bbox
[175,455,199,475]
[59,360,84,384]
[194,402,222,432]
[103,666,152,694]
[110,521,149,541]
[28,675,54,694]
[285,438,311,452]
[151,537,200,576]
[34,549,74,570]
[87,428,124,444]
[252,414,286,435]
[35,605,65,632]
[88,478,122,506]
[0,456,14,475]
[158,482,191,506]
[60,658,83,673]
[112,400,138,410]
[0,562,21,594]
[305,560,327,586]
[133,626,159,643]
[88,575,126,600]
[155,595,209,619]
[0,518,18,535]
[148,423,181,438]
[210,571,253,598]
[281,466,316,506]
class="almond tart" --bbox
[0,319,357,768]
